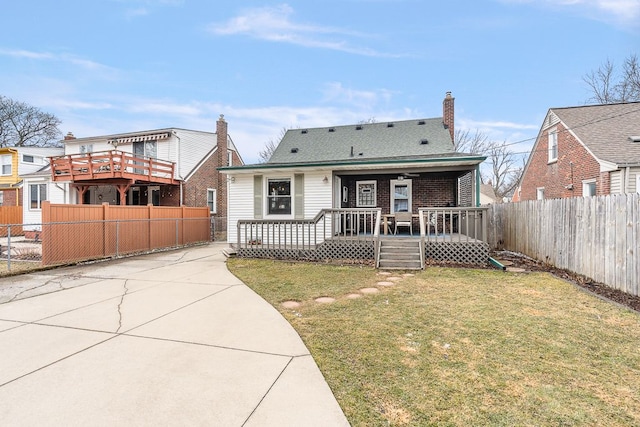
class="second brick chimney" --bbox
[442,91,455,141]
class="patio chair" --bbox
[393,211,413,235]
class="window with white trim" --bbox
[267,178,291,215]
[0,191,4,206]
[207,189,217,213]
[582,179,596,197]
[390,179,412,213]
[22,154,35,163]
[227,150,233,166]
[356,180,377,207]
[548,129,558,163]
[536,187,545,200]
[30,183,47,210]
[1,155,12,175]
[80,144,93,154]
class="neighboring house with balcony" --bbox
[22,115,243,235]
[220,93,490,269]
[514,102,640,201]
[0,146,64,208]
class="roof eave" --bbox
[219,155,486,174]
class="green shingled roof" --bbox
[267,117,455,165]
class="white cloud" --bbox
[0,48,112,72]
[499,0,640,27]
[209,4,403,57]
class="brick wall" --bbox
[520,122,605,200]
[0,188,21,206]
[341,173,457,214]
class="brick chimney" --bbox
[216,114,228,165]
[216,114,228,217]
[64,132,76,140]
[442,91,455,141]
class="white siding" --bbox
[22,176,73,230]
[611,168,640,194]
[176,130,217,179]
[610,170,622,194]
[227,174,254,243]
[303,171,333,218]
[226,170,334,243]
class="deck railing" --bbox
[50,150,177,184]
[236,208,381,250]
[418,207,488,243]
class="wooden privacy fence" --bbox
[0,206,23,236]
[40,202,210,266]
[488,194,639,296]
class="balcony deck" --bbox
[50,150,179,185]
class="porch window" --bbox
[207,188,217,213]
[356,180,376,207]
[30,183,47,210]
[391,179,412,213]
[267,178,291,215]
[548,129,558,163]
[1,155,12,175]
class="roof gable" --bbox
[551,102,640,166]
[268,118,455,165]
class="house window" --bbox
[582,180,596,197]
[391,179,412,213]
[227,150,233,166]
[207,189,217,214]
[133,141,157,159]
[536,187,545,200]
[30,183,47,209]
[22,154,35,163]
[356,180,377,207]
[1,155,12,175]
[0,191,3,206]
[267,178,291,215]
[80,144,93,154]
[548,129,558,163]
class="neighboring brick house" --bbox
[0,146,64,207]
[221,92,487,243]
[22,115,242,230]
[515,102,640,201]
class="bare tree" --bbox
[0,95,62,147]
[455,129,523,199]
[483,140,524,200]
[258,127,288,163]
[583,54,640,104]
[454,128,489,154]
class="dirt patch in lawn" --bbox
[492,250,640,313]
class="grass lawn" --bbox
[227,259,640,427]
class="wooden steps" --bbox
[377,238,423,270]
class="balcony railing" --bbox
[50,150,178,185]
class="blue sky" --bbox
[1,0,638,164]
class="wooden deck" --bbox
[50,150,179,185]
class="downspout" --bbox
[475,165,481,207]
[172,131,184,206]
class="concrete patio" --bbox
[0,242,349,426]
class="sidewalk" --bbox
[0,243,349,426]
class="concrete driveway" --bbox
[0,243,349,426]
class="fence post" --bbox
[176,219,179,247]
[7,224,11,272]
[115,220,120,258]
